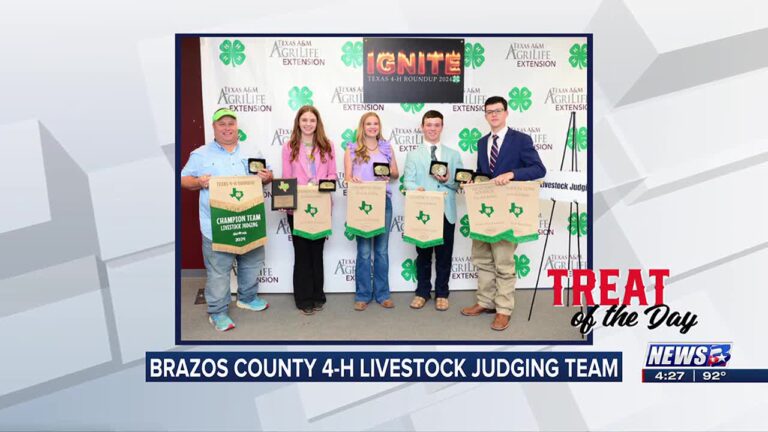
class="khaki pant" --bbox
[471,239,517,315]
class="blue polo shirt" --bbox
[181,140,264,240]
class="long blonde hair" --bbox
[288,105,332,163]
[353,112,383,164]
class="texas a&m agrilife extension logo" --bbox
[544,86,587,112]
[271,128,290,147]
[217,86,272,113]
[331,86,384,111]
[452,87,487,112]
[389,127,423,153]
[335,172,349,196]
[334,258,356,281]
[257,266,279,285]
[275,217,292,241]
[390,215,404,236]
[505,41,556,68]
[513,126,552,151]
[645,343,732,367]
[270,39,326,66]
[451,256,476,280]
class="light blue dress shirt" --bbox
[402,143,463,224]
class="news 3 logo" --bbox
[645,343,732,367]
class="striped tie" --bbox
[490,134,499,173]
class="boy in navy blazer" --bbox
[460,96,546,330]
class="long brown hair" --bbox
[288,105,332,163]
[353,112,383,164]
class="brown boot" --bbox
[460,304,496,316]
[491,313,511,331]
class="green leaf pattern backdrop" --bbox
[198,36,588,293]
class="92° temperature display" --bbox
[643,369,768,383]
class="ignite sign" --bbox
[363,38,464,103]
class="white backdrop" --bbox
[199,36,588,293]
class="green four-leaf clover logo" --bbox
[458,128,482,154]
[509,202,524,218]
[219,39,246,68]
[305,204,318,218]
[341,128,357,151]
[464,42,485,69]
[359,201,373,215]
[514,254,531,277]
[480,203,494,217]
[416,210,431,225]
[288,86,314,111]
[568,211,588,237]
[229,188,244,201]
[566,126,588,151]
[400,103,425,114]
[459,214,470,238]
[399,176,406,196]
[451,76,461,84]
[568,43,587,69]
[238,129,247,142]
[344,222,355,240]
[508,87,532,113]
[341,41,363,68]
[401,258,417,282]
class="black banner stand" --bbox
[527,111,585,331]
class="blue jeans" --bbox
[355,196,393,303]
[202,236,265,315]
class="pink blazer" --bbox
[281,141,338,185]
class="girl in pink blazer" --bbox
[281,106,338,315]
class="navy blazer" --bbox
[476,128,546,181]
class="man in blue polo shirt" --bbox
[181,108,274,332]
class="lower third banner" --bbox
[147,351,621,382]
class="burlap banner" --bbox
[403,190,445,248]
[506,181,540,242]
[293,185,333,240]
[463,181,540,244]
[209,176,267,253]
[346,181,387,238]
